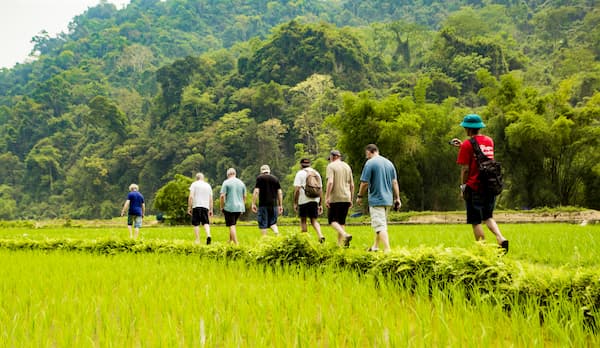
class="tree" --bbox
[153,174,193,223]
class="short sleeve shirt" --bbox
[220,177,246,213]
[326,160,353,203]
[457,135,494,192]
[293,168,322,205]
[189,180,212,209]
[127,191,144,216]
[360,155,397,207]
[254,174,281,207]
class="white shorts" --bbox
[369,206,390,233]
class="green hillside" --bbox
[0,0,599,219]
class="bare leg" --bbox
[203,224,211,244]
[270,224,279,235]
[261,228,268,236]
[134,227,140,239]
[193,225,201,243]
[311,218,324,240]
[229,226,238,245]
[484,218,507,245]
[377,230,391,252]
[127,225,133,239]
[472,224,485,241]
[300,217,308,232]
[331,222,350,246]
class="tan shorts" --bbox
[369,206,389,233]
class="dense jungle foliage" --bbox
[0,0,599,219]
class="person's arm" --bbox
[219,193,226,213]
[356,181,368,205]
[142,202,146,217]
[348,175,355,208]
[293,186,301,211]
[277,189,283,214]
[325,177,334,208]
[252,188,259,213]
[121,200,130,216]
[460,164,469,196]
[187,193,193,215]
[392,179,401,209]
[209,192,213,217]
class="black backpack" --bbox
[469,138,504,196]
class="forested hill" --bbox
[0,0,599,219]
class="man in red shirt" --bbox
[452,114,509,252]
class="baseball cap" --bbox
[260,165,270,174]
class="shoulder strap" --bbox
[469,137,489,162]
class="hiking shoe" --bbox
[319,237,325,244]
[343,235,352,248]
[206,236,212,245]
[500,240,509,253]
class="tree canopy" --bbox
[0,0,599,219]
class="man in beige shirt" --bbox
[325,150,354,247]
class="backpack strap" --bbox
[469,137,489,162]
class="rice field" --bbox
[0,222,599,346]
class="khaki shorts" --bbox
[369,206,390,233]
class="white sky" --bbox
[0,0,130,69]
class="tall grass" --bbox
[1,250,597,347]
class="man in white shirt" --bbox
[293,158,325,243]
[187,173,213,244]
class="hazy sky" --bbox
[0,0,130,69]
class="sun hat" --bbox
[460,114,486,129]
[300,158,311,168]
[260,165,271,174]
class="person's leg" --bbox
[127,215,134,238]
[484,218,507,244]
[257,206,269,236]
[193,225,201,243]
[300,216,308,232]
[369,207,389,251]
[472,224,485,240]
[481,194,508,247]
[133,216,142,239]
[331,222,345,244]
[270,224,280,235]
[466,188,485,242]
[310,217,324,240]
[377,230,391,252]
[332,203,351,246]
[269,206,279,235]
[229,225,238,244]
[203,224,211,244]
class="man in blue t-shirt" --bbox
[220,168,247,244]
[121,183,145,239]
[356,144,401,252]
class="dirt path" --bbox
[402,210,600,224]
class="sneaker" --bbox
[500,240,509,253]
[343,235,352,248]
[206,236,212,245]
[319,237,325,244]
[366,247,379,252]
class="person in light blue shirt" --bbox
[356,144,401,252]
[220,168,246,244]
